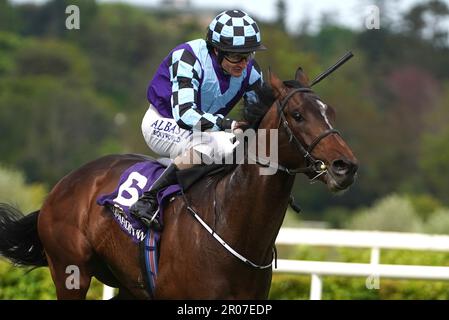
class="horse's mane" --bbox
[243,80,304,129]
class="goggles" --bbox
[223,51,255,64]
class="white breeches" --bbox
[141,105,239,164]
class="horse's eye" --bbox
[291,111,304,122]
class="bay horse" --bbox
[0,68,358,299]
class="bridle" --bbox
[181,89,342,270]
[255,86,340,180]
[255,51,355,179]
[183,87,341,270]
[183,55,354,270]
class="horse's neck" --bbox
[221,162,295,262]
[238,163,295,232]
[216,117,297,262]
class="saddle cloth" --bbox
[96,159,181,242]
[96,159,182,297]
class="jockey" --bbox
[130,9,266,228]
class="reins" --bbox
[180,52,354,270]
[181,193,275,269]
[179,87,340,270]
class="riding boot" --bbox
[129,163,178,230]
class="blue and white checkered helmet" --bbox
[206,10,266,52]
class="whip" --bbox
[310,51,354,87]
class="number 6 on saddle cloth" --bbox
[97,159,226,235]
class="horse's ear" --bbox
[268,68,285,98]
[295,67,310,87]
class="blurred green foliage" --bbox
[346,194,423,232]
[0,261,55,299]
[345,194,449,235]
[423,209,449,235]
[0,0,448,213]
[270,274,449,300]
[0,260,104,299]
[0,166,46,212]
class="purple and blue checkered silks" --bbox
[147,39,263,132]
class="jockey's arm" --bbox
[243,60,264,105]
[170,49,233,132]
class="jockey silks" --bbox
[146,39,262,131]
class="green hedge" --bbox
[269,275,449,300]
[0,260,103,299]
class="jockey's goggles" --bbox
[223,51,255,64]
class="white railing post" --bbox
[369,246,381,290]
[370,247,380,265]
[102,285,115,300]
[310,273,322,300]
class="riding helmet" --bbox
[206,10,267,53]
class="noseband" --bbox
[257,87,340,179]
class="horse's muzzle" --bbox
[327,158,359,191]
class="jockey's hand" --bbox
[231,120,250,134]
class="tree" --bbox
[0,76,119,184]
[12,0,98,38]
[0,38,119,184]
[0,32,23,75]
[403,0,449,47]
[0,0,18,32]
[415,82,449,203]
[275,0,287,32]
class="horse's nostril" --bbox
[331,159,358,176]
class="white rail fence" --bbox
[274,228,449,300]
[102,228,449,300]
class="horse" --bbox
[0,68,358,299]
